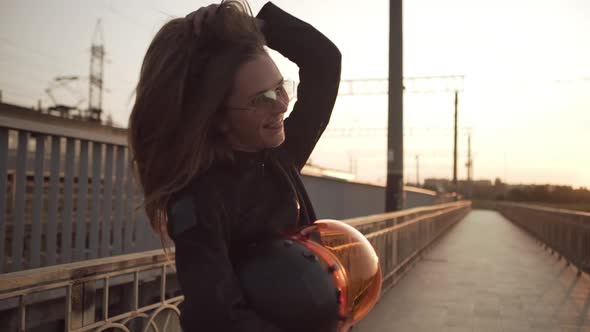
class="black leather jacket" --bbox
[167,2,341,331]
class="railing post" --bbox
[0,128,8,273]
[89,142,103,260]
[101,144,114,257]
[12,130,28,272]
[70,283,84,330]
[30,134,46,269]
[46,135,61,266]
[62,138,76,264]
[83,281,96,326]
[75,140,89,261]
[113,145,126,255]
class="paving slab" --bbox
[353,210,590,332]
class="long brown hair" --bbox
[128,0,265,251]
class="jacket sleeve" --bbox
[257,2,342,171]
[168,193,284,332]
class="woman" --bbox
[128,1,341,331]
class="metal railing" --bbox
[0,249,181,331]
[496,202,590,274]
[0,201,471,331]
[346,200,471,291]
[1,112,160,273]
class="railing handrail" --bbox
[0,201,469,296]
[346,200,470,227]
[0,114,127,146]
[498,201,590,218]
[0,249,169,296]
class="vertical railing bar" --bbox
[30,134,45,269]
[19,294,26,332]
[62,138,75,264]
[12,130,27,272]
[47,136,60,266]
[75,140,89,261]
[101,145,114,257]
[123,149,134,253]
[103,277,109,320]
[89,142,102,259]
[71,282,83,330]
[160,265,166,302]
[113,146,125,255]
[392,223,398,273]
[0,128,8,273]
[82,280,96,327]
[133,271,139,311]
[66,284,72,332]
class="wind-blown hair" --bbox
[128,0,265,247]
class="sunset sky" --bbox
[1,0,589,187]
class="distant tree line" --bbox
[501,185,590,204]
[423,178,590,205]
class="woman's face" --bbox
[222,52,289,152]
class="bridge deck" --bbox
[354,210,590,332]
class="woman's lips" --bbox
[264,119,283,130]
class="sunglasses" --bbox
[228,80,297,111]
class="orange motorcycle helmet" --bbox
[235,219,382,332]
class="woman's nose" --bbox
[272,98,289,114]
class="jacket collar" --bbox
[232,148,272,165]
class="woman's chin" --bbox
[264,131,285,148]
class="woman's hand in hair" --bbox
[256,18,265,31]
[186,4,219,36]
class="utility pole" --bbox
[465,133,473,198]
[466,133,473,181]
[415,155,420,186]
[386,0,404,212]
[453,90,459,196]
[88,19,105,122]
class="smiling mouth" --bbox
[264,119,283,130]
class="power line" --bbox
[0,80,43,95]
[553,77,590,84]
[146,3,176,18]
[0,62,56,83]
[322,126,474,137]
[319,148,478,159]
[0,56,82,84]
[0,86,44,102]
[0,37,68,64]
[337,76,464,96]
[337,75,590,96]
[101,0,157,32]
[0,37,88,77]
